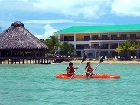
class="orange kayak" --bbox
[56,73,120,79]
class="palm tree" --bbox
[45,36,60,54]
[60,42,75,56]
[116,40,140,59]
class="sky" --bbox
[0,0,140,39]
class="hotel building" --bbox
[55,24,140,58]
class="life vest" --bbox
[85,66,93,72]
[67,67,75,74]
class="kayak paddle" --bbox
[78,51,87,68]
[95,56,105,70]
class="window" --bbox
[130,34,136,39]
[88,53,93,57]
[84,44,90,49]
[111,35,117,40]
[110,43,118,49]
[76,45,84,49]
[120,34,127,40]
[92,35,98,40]
[101,35,109,40]
[100,51,108,56]
[91,44,99,49]
[76,44,90,49]
[100,44,108,49]
[64,36,74,41]
[84,36,90,41]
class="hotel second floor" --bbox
[55,25,140,58]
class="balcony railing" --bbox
[136,37,140,39]
[62,37,139,41]
[92,37,130,40]
[89,37,138,41]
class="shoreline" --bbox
[0,59,140,64]
[62,60,140,64]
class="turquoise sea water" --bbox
[0,63,140,105]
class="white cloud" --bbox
[20,0,29,2]
[0,0,33,11]
[24,19,75,24]
[35,24,58,39]
[0,0,112,19]
[33,0,112,18]
[1,0,140,18]
[112,0,140,16]
[23,19,96,24]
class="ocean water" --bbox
[0,63,139,105]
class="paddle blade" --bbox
[100,56,105,63]
[82,51,87,62]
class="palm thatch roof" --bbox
[0,21,48,50]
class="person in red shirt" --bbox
[85,62,95,78]
[66,62,78,77]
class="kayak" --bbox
[56,73,120,79]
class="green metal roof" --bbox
[55,24,140,34]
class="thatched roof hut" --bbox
[0,21,49,64]
[0,21,48,50]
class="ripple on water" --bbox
[0,64,139,105]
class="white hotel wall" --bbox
[56,32,140,58]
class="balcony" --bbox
[136,37,140,39]
[100,47,108,49]
[91,37,130,40]
[75,36,139,42]
[64,36,74,41]
[76,44,90,50]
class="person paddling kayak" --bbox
[85,62,95,78]
[66,62,78,77]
